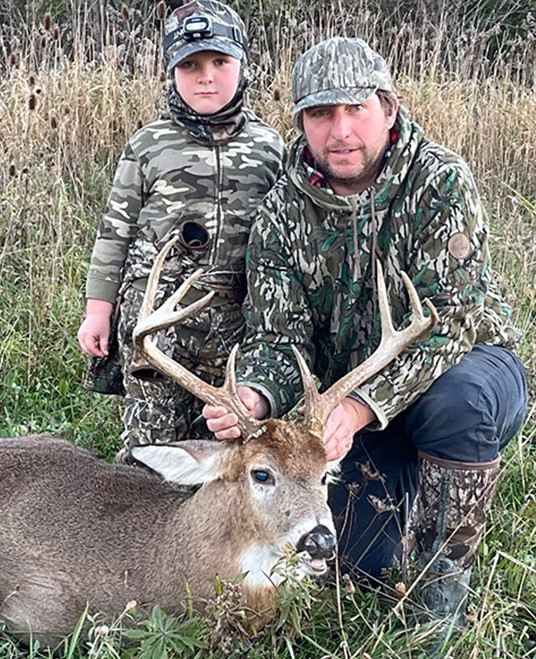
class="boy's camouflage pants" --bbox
[117,285,244,451]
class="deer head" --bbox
[131,235,437,588]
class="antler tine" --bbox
[301,261,438,432]
[133,236,264,440]
[291,346,323,436]
[136,236,213,336]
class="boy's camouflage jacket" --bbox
[237,108,520,427]
[86,110,285,303]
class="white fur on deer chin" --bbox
[240,544,288,588]
[239,543,329,591]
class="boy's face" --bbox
[174,50,241,115]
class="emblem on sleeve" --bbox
[448,232,472,260]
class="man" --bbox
[203,37,528,624]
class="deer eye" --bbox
[321,473,328,486]
[251,469,274,485]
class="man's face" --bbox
[302,94,398,195]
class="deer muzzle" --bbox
[296,524,336,575]
[298,524,336,558]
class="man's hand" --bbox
[322,397,376,462]
[203,386,376,459]
[203,386,270,440]
[77,299,114,358]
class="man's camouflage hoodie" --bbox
[237,107,520,427]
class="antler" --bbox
[294,262,438,434]
[132,236,264,439]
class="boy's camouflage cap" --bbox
[292,37,394,115]
[164,0,247,72]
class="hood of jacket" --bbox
[162,61,249,146]
[282,107,426,285]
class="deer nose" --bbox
[297,524,336,559]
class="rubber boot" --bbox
[406,451,500,626]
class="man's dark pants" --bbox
[329,344,528,580]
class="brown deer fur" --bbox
[0,425,334,646]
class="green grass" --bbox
[0,166,533,659]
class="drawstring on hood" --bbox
[369,194,378,318]
[350,194,378,284]
[350,192,378,314]
[369,194,378,288]
[350,197,361,282]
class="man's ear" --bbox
[386,102,399,129]
[130,440,238,486]
[293,110,304,132]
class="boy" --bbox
[78,0,284,456]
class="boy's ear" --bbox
[130,440,237,486]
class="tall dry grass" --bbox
[1,5,534,392]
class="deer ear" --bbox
[130,441,236,486]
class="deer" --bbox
[0,237,437,648]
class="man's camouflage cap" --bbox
[164,0,248,72]
[292,37,394,115]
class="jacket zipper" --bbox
[210,144,223,263]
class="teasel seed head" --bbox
[156,1,166,21]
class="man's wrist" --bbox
[343,397,376,429]
[85,298,114,317]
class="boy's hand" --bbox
[78,299,114,357]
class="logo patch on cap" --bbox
[448,232,472,260]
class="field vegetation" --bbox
[0,1,534,657]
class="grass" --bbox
[0,2,535,658]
